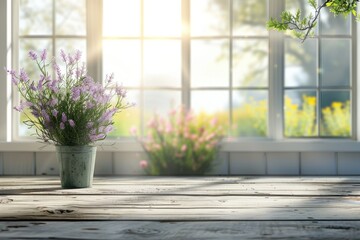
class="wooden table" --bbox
[1,176,360,239]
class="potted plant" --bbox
[6,49,133,188]
[135,106,224,175]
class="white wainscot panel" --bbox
[3,152,35,175]
[206,152,229,176]
[301,152,336,175]
[229,152,266,175]
[114,152,146,176]
[95,152,113,175]
[36,152,59,176]
[0,152,3,175]
[266,152,300,175]
[338,152,360,175]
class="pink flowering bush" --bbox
[7,49,132,146]
[137,107,224,175]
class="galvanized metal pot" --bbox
[56,145,97,189]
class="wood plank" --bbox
[3,176,360,184]
[1,195,360,220]
[0,181,359,196]
[0,221,360,239]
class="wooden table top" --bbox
[1,176,360,239]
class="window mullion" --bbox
[182,0,191,109]
[353,15,358,140]
[86,0,102,83]
[0,0,12,141]
[268,0,285,140]
[11,0,20,141]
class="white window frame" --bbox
[0,0,360,153]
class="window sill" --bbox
[0,138,359,152]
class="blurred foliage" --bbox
[285,95,317,137]
[136,106,224,176]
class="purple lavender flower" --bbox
[60,49,67,63]
[14,100,33,112]
[53,62,62,81]
[61,112,67,122]
[40,49,47,62]
[51,109,58,117]
[37,75,46,90]
[5,69,18,85]
[68,119,75,127]
[89,133,105,142]
[99,108,116,122]
[115,85,127,98]
[14,105,23,112]
[86,102,95,109]
[31,108,40,118]
[74,50,82,61]
[30,82,36,91]
[105,73,114,84]
[19,69,29,82]
[29,50,38,60]
[60,122,65,130]
[71,88,81,101]
[41,110,50,122]
[47,79,58,92]
[49,98,58,107]
[67,54,74,65]
[104,125,114,134]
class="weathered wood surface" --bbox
[0,221,360,240]
[2,176,360,238]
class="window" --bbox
[11,0,356,141]
[284,0,353,138]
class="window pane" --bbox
[233,39,268,87]
[232,90,267,137]
[144,91,181,126]
[284,91,317,137]
[285,39,317,87]
[103,0,140,37]
[191,0,230,36]
[232,0,267,36]
[109,90,140,137]
[191,40,229,87]
[103,40,141,87]
[19,0,52,35]
[55,0,86,35]
[321,39,350,87]
[320,91,351,137]
[144,0,181,37]
[191,90,229,132]
[144,40,181,87]
[320,4,351,35]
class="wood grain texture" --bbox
[0,221,359,240]
[1,176,360,238]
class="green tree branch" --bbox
[267,0,359,42]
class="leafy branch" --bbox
[267,0,359,42]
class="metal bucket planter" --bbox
[56,145,97,189]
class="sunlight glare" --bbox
[103,0,140,36]
[144,0,181,37]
